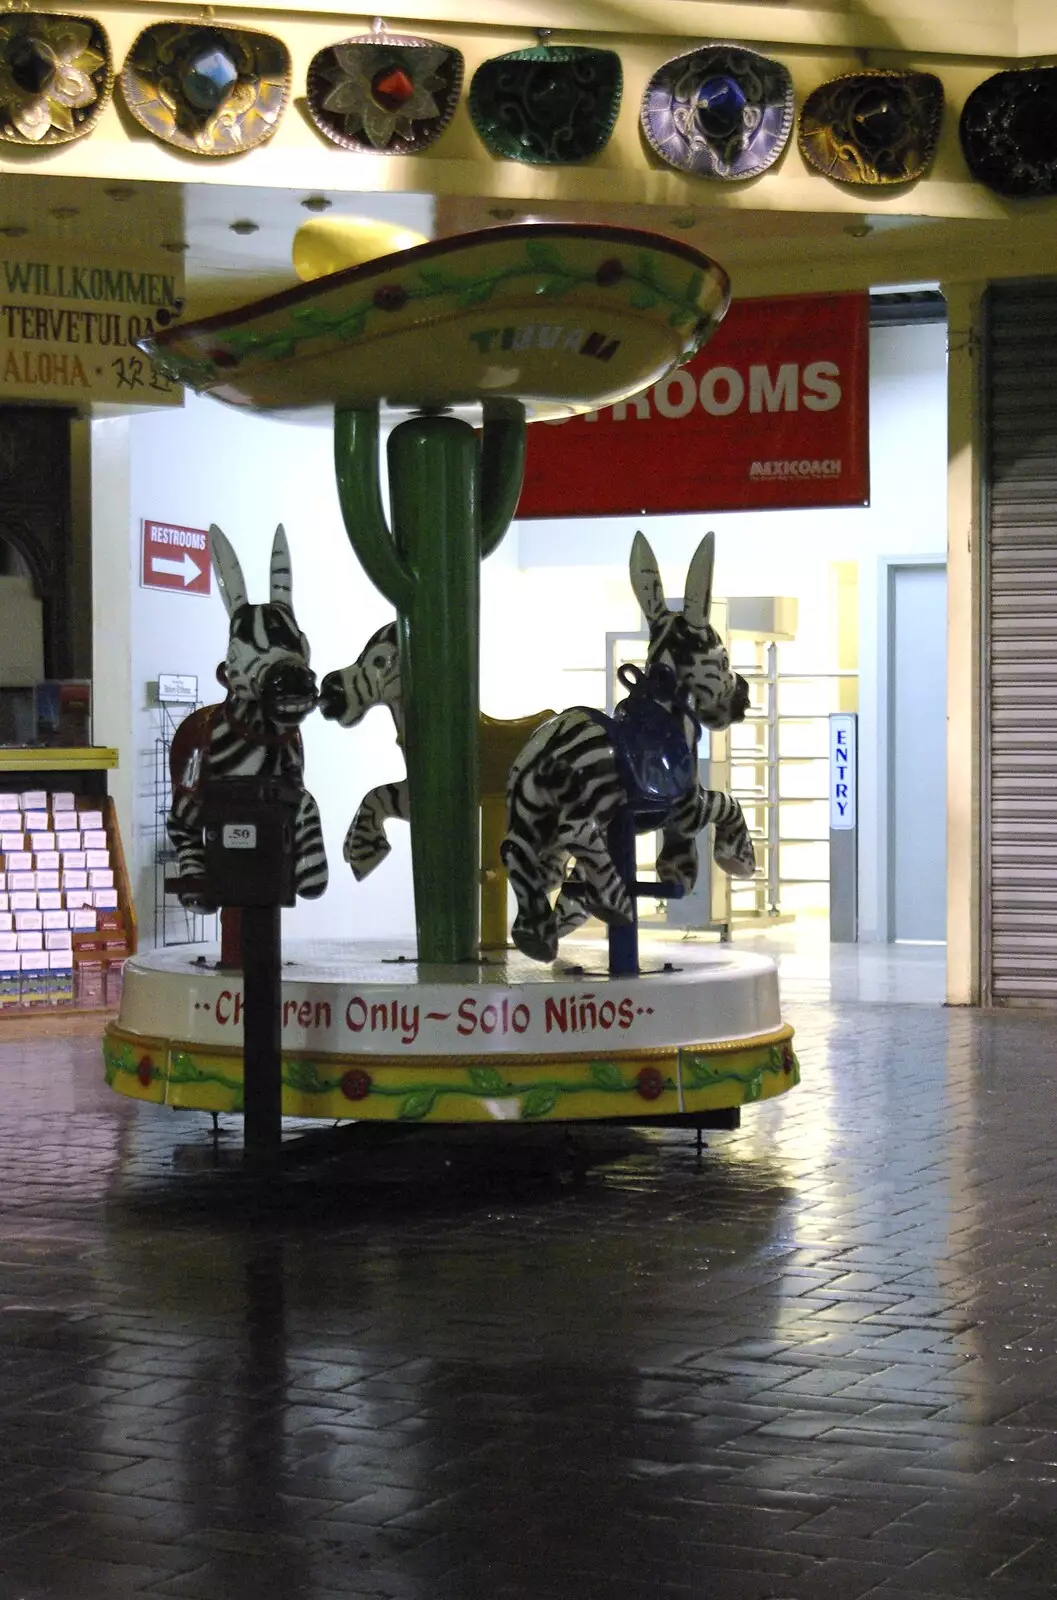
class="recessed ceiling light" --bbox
[0,225,28,238]
[845,223,872,239]
[161,240,189,253]
[104,185,135,200]
[50,206,79,219]
[301,195,332,212]
[230,220,259,235]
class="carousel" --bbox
[102,221,799,1160]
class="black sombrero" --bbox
[960,66,1057,198]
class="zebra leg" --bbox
[167,791,215,909]
[656,788,708,894]
[501,834,559,963]
[556,820,633,928]
[656,830,700,895]
[553,862,591,940]
[657,790,756,885]
[343,781,409,881]
[709,794,756,879]
[294,791,329,899]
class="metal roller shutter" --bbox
[987,284,1057,1005]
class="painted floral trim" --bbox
[105,1037,796,1122]
[147,243,718,388]
[683,1042,800,1103]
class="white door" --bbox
[889,563,947,942]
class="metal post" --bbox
[241,902,283,1173]
[766,642,780,915]
[607,809,640,977]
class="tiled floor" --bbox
[2,958,1057,1599]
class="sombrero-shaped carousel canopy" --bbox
[140,224,731,421]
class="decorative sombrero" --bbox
[0,11,112,146]
[119,22,289,157]
[641,42,794,180]
[469,43,621,164]
[306,28,462,155]
[798,70,944,186]
[960,67,1057,198]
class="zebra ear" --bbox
[209,524,248,618]
[682,531,716,630]
[270,524,293,609]
[629,531,668,624]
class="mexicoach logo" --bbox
[749,459,843,479]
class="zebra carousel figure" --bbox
[502,530,756,964]
[317,620,406,879]
[167,522,328,911]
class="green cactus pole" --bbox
[334,400,526,963]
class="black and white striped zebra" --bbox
[317,622,407,878]
[502,531,755,963]
[167,523,328,908]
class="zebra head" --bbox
[211,522,317,728]
[630,530,750,730]
[318,622,402,738]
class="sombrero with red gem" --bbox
[798,70,944,187]
[306,28,462,155]
[960,66,1057,198]
[641,41,794,180]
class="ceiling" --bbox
[0,167,1052,318]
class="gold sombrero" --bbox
[0,11,112,146]
[120,21,289,157]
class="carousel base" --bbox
[103,938,798,1126]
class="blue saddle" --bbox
[607,662,698,819]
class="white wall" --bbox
[95,321,947,949]
[120,396,413,945]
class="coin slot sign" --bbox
[223,824,257,850]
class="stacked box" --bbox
[50,952,74,1005]
[0,788,126,1008]
[0,954,19,1006]
[20,952,50,1006]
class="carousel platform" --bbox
[104,938,797,1125]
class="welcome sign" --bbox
[0,248,184,406]
[518,291,869,517]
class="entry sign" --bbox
[830,713,857,830]
[141,521,211,596]
[518,291,869,517]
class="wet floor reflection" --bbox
[6,1004,1057,1597]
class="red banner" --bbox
[517,292,869,518]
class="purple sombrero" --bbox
[641,41,794,181]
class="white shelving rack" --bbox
[728,637,857,923]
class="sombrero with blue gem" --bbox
[798,69,944,187]
[960,66,1057,198]
[469,41,621,164]
[119,21,289,157]
[641,41,794,180]
[306,26,462,155]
